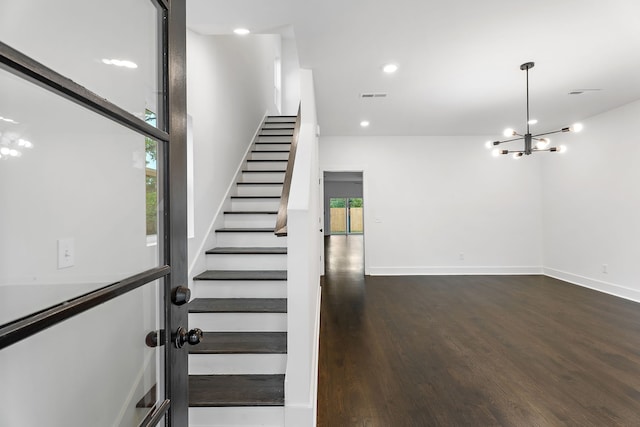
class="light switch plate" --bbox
[58,238,75,269]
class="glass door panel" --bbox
[0,0,163,119]
[329,198,363,235]
[348,198,363,234]
[329,198,347,234]
[0,280,164,427]
[0,68,160,326]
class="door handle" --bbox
[174,327,203,348]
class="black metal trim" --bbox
[0,41,169,143]
[0,266,170,350]
[150,0,169,11]
[138,399,171,427]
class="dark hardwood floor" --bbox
[318,235,640,426]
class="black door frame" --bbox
[0,0,188,425]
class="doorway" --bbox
[323,172,365,274]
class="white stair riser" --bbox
[263,122,295,129]
[250,151,290,161]
[236,184,283,196]
[189,354,287,375]
[266,117,296,123]
[253,143,291,151]
[194,280,287,299]
[260,129,294,136]
[245,161,288,171]
[189,313,287,332]
[216,232,285,247]
[224,214,277,228]
[230,198,280,211]
[206,254,287,270]
[256,136,292,143]
[240,172,285,183]
[189,407,284,427]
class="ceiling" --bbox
[187,0,640,137]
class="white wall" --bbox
[186,30,282,277]
[320,136,544,275]
[542,99,640,301]
[281,37,301,116]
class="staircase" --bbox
[189,116,296,427]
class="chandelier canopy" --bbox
[486,62,582,158]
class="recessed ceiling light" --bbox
[528,119,538,125]
[383,64,398,74]
[234,28,250,35]
[102,58,138,69]
[360,121,370,127]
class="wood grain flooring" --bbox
[318,235,640,426]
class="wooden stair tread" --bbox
[237,182,284,185]
[223,211,277,215]
[189,298,287,313]
[193,270,287,281]
[189,375,284,407]
[190,332,286,354]
[206,247,287,255]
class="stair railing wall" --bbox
[284,69,321,427]
[274,104,302,236]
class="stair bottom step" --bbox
[189,374,284,407]
[189,406,284,427]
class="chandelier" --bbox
[486,62,582,158]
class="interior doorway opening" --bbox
[323,171,365,274]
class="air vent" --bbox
[360,93,387,99]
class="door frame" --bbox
[0,0,188,425]
[322,170,367,274]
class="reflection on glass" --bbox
[0,281,164,426]
[0,0,161,122]
[0,68,160,326]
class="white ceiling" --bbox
[187,0,640,137]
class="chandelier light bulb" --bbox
[528,119,538,125]
[492,149,500,157]
[485,141,493,149]
[559,145,568,153]
[513,152,523,159]
[503,128,516,137]
[535,138,550,150]
[0,147,9,155]
[570,123,583,132]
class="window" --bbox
[145,109,157,238]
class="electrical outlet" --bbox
[602,264,608,274]
[58,238,75,269]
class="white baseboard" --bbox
[367,266,543,276]
[544,268,640,303]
